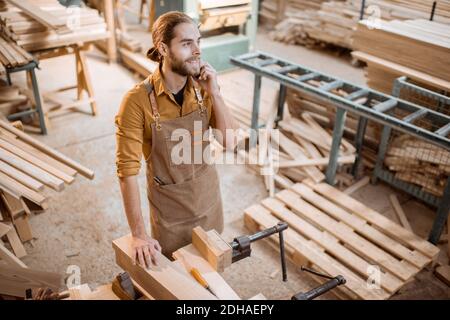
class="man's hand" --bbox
[195,61,220,96]
[131,234,161,268]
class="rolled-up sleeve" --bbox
[115,91,144,178]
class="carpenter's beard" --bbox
[168,51,200,77]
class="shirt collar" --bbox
[151,65,196,97]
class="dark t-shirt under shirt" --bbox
[173,82,187,107]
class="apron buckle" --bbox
[154,112,162,130]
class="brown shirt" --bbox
[115,66,216,178]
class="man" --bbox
[115,11,237,267]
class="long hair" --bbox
[147,11,195,62]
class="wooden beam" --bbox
[343,176,370,195]
[389,194,413,232]
[12,214,33,243]
[5,222,27,258]
[191,226,232,273]
[112,234,217,300]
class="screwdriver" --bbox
[190,268,216,297]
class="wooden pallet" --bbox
[244,179,440,300]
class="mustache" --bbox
[186,57,200,63]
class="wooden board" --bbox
[191,226,232,273]
[112,234,217,300]
[0,264,60,297]
[0,241,26,267]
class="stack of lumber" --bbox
[269,0,450,50]
[0,0,109,52]
[376,0,450,21]
[244,178,440,299]
[269,1,367,49]
[385,135,450,197]
[352,19,450,94]
[0,34,34,73]
[0,119,94,264]
[260,0,332,26]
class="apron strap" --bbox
[144,77,162,130]
[191,78,207,116]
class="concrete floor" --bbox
[8,25,449,299]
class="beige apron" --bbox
[143,75,224,258]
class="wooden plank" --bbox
[0,264,60,297]
[0,132,77,177]
[0,171,47,208]
[112,234,217,300]
[191,226,232,273]
[1,190,24,218]
[244,204,389,299]
[173,244,241,300]
[0,242,27,268]
[12,214,33,242]
[276,188,418,281]
[343,176,370,195]
[389,194,413,232]
[5,0,67,31]
[278,154,355,168]
[0,139,74,184]
[0,146,64,191]
[305,180,440,260]
[261,197,403,293]
[5,222,26,258]
[0,120,95,179]
[0,159,44,192]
